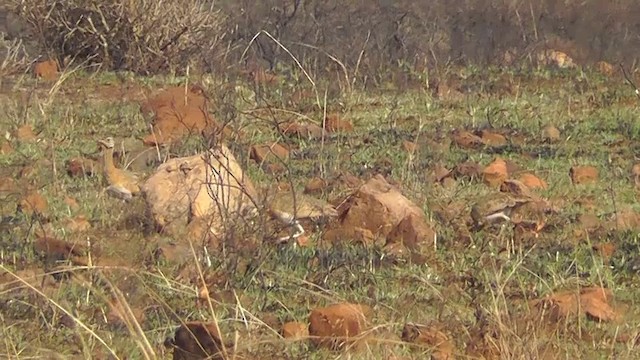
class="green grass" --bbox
[1,65,640,359]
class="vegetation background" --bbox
[1,0,640,359]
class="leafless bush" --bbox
[10,0,228,74]
[221,0,640,82]
[7,0,640,81]
[0,34,30,76]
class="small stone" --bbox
[452,129,483,149]
[325,114,354,133]
[308,303,371,350]
[518,173,548,189]
[249,143,289,164]
[281,321,309,340]
[570,166,599,185]
[402,140,418,154]
[542,124,561,143]
[33,59,59,80]
[164,322,227,360]
[480,130,507,146]
[595,61,615,77]
[304,177,328,194]
[482,158,508,187]
[15,125,36,141]
[18,190,48,217]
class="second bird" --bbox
[268,191,339,243]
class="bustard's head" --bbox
[98,137,115,149]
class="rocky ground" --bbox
[1,58,640,359]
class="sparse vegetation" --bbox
[2,1,640,359]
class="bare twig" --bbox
[619,63,640,101]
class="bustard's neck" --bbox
[103,147,116,172]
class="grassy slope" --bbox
[1,66,640,359]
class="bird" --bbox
[97,137,140,201]
[470,192,532,229]
[267,191,338,243]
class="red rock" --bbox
[0,141,12,155]
[249,143,289,164]
[482,157,508,187]
[282,321,309,340]
[323,226,375,245]
[165,322,227,360]
[308,303,371,350]
[480,130,507,146]
[140,85,218,146]
[0,177,17,196]
[281,122,324,139]
[518,173,548,189]
[402,140,418,154]
[63,196,80,211]
[542,124,561,143]
[63,215,91,233]
[106,299,145,329]
[33,59,58,80]
[325,114,353,133]
[570,166,599,185]
[579,213,601,231]
[304,177,328,194]
[141,146,257,237]
[500,179,534,197]
[386,213,437,251]
[430,163,452,183]
[33,235,86,266]
[401,324,454,360]
[140,85,207,118]
[264,162,286,174]
[333,172,363,190]
[66,157,99,177]
[15,125,36,141]
[454,161,482,180]
[337,175,434,241]
[452,129,483,149]
[595,61,615,77]
[592,242,615,261]
[18,190,48,217]
[614,207,640,231]
[441,177,456,188]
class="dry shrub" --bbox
[221,0,640,84]
[0,35,30,76]
[10,0,228,74]
[6,0,640,82]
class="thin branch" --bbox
[619,63,640,100]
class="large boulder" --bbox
[329,175,436,252]
[142,145,257,237]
